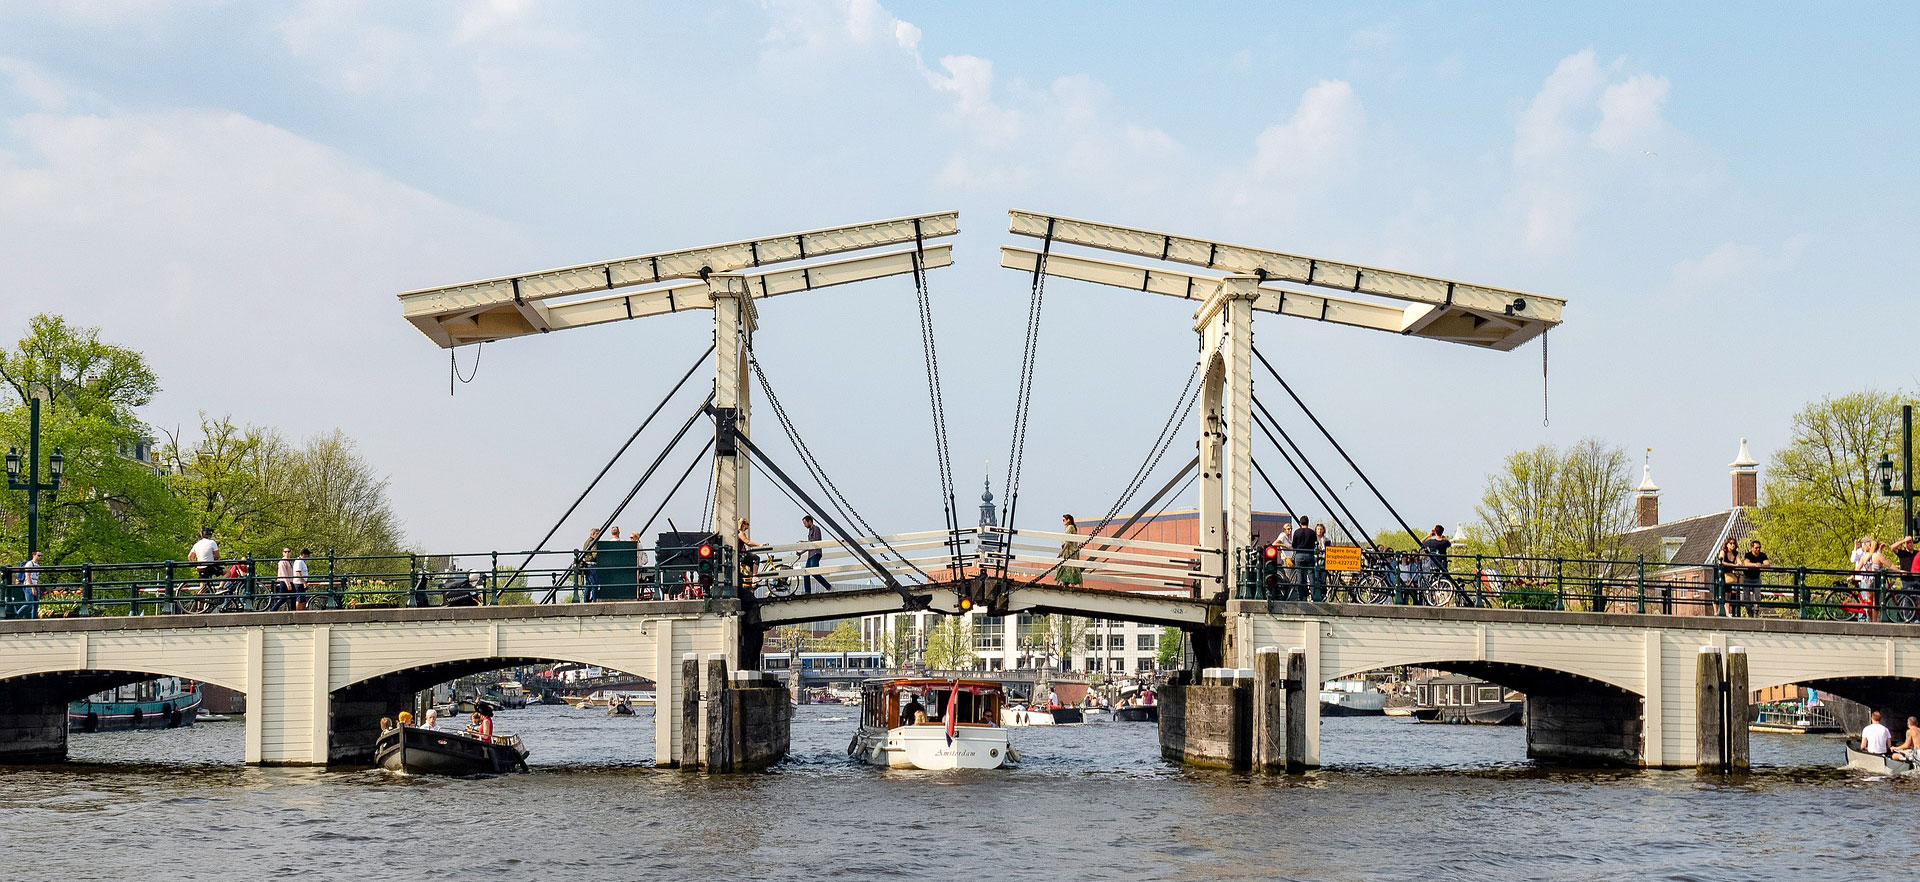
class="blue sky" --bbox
[2,1,1915,553]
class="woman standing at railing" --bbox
[1858,538,1893,616]
[1716,539,1740,616]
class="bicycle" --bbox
[181,571,270,614]
[1810,580,1919,623]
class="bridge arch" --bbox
[1331,659,1644,766]
[0,666,248,764]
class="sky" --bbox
[1,1,1915,555]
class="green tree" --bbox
[0,315,185,563]
[923,616,975,670]
[1156,626,1185,668]
[816,619,862,652]
[267,430,403,558]
[1472,437,1634,561]
[161,415,285,552]
[1754,390,1917,568]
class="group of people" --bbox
[1860,710,1920,762]
[187,528,318,611]
[378,708,496,743]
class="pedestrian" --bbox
[737,519,757,585]
[189,528,220,585]
[292,549,311,610]
[1716,538,1741,616]
[1858,538,1891,618]
[1314,522,1329,576]
[801,515,829,595]
[580,527,601,603]
[1058,514,1084,588]
[1290,516,1320,600]
[271,547,295,612]
[1420,525,1452,577]
[1740,539,1770,616]
[16,550,41,619]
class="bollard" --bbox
[680,653,701,770]
[1285,647,1308,773]
[1695,647,1726,772]
[703,653,732,773]
[1252,647,1285,773]
[1726,647,1750,771]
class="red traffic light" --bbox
[1262,545,1281,560]
[697,543,714,559]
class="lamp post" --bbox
[6,398,65,557]
[1878,404,1916,537]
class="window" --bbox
[1087,659,1102,672]
[1477,686,1502,703]
[1108,634,1127,650]
[1137,634,1158,651]
[1112,658,1128,672]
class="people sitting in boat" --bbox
[422,709,439,730]
[466,711,494,743]
[1862,710,1893,755]
[1893,716,1920,761]
[902,694,926,725]
[379,716,394,733]
[396,711,414,727]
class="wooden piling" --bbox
[679,653,700,770]
[1252,647,1284,773]
[1725,647,1750,771]
[1285,647,1308,773]
[1695,647,1725,772]
[703,653,731,773]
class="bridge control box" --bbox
[590,540,642,600]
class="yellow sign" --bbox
[1324,545,1364,572]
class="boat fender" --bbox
[132,707,144,726]
[84,711,98,733]
[167,706,183,729]
[847,735,859,756]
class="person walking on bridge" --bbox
[801,515,829,595]
[270,548,295,612]
[1289,517,1320,601]
[1058,515,1085,588]
[580,527,601,602]
[15,550,41,619]
[1420,526,1452,579]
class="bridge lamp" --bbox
[1879,452,1897,495]
[3,448,16,484]
[47,449,62,489]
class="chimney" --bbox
[1729,438,1759,508]
[1635,459,1661,527]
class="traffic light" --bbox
[696,542,715,590]
[1260,544,1282,597]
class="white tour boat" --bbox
[850,678,1016,770]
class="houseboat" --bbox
[850,678,1016,770]
[1410,673,1523,726]
[69,677,203,732]
[1319,679,1388,717]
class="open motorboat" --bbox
[375,724,528,775]
[1845,746,1917,775]
[850,678,1016,770]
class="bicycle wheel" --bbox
[1887,592,1918,625]
[1353,573,1394,605]
[1808,589,1851,621]
[1424,577,1459,607]
[180,588,217,614]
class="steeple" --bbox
[978,472,998,528]
[1729,438,1759,508]
[1635,449,1660,527]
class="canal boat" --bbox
[1410,674,1523,726]
[1001,704,1059,726]
[375,724,529,775]
[69,677,203,733]
[1319,679,1388,717]
[564,689,655,708]
[1113,683,1159,722]
[1750,700,1841,734]
[850,678,1015,770]
[1844,746,1917,776]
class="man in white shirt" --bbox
[189,528,220,580]
[1862,710,1893,755]
[292,549,311,611]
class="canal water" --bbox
[3,704,1915,880]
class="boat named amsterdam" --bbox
[850,678,1015,770]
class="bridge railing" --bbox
[1236,546,1920,623]
[0,546,735,619]
[748,528,974,596]
[978,527,1202,593]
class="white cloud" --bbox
[1669,236,1809,296]
[1591,74,1671,155]
[0,57,80,111]
[1222,79,1365,208]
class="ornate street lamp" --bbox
[6,398,65,557]
[1880,405,1916,537]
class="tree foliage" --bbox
[815,619,862,653]
[922,616,975,670]
[1472,438,1635,561]
[1156,627,1184,668]
[0,315,185,564]
[1754,389,1917,569]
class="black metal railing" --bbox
[1236,546,1920,623]
[0,543,741,620]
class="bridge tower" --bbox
[398,212,958,581]
[1003,211,1565,606]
